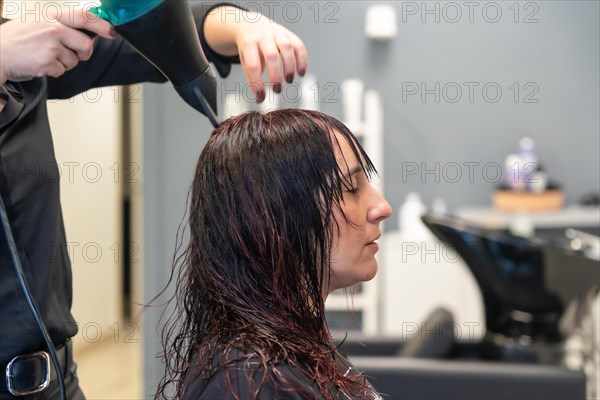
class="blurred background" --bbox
[2,1,598,399]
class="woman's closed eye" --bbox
[339,159,373,198]
[343,172,368,195]
[345,183,360,195]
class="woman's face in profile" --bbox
[327,132,392,295]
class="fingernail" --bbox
[256,89,265,103]
[273,83,282,94]
[285,74,294,84]
[109,28,118,38]
[299,69,306,77]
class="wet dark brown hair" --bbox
[157,110,377,399]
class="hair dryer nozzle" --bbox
[176,71,220,127]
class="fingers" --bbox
[51,8,116,40]
[47,7,116,63]
[240,42,266,103]
[45,59,68,79]
[57,28,95,61]
[288,33,308,77]
[0,6,110,82]
[36,40,78,78]
[240,35,308,102]
[238,25,308,103]
[259,38,284,94]
[273,34,297,87]
[56,46,80,72]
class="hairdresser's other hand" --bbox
[0,7,116,85]
[204,7,308,103]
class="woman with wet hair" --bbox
[1,1,307,397]
[158,109,392,399]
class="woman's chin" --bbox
[360,260,379,282]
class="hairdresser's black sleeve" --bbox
[191,2,242,78]
[47,36,166,100]
[47,2,243,99]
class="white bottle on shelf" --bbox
[399,192,431,241]
[518,136,538,190]
[341,79,365,134]
[300,74,319,111]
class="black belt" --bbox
[3,339,71,397]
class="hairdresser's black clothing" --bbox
[0,4,239,397]
[0,37,167,374]
[182,349,382,399]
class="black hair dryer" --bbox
[90,0,219,127]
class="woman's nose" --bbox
[368,184,393,223]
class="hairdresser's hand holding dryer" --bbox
[0,2,307,399]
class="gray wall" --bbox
[142,1,599,396]
[214,0,599,211]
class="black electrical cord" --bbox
[0,195,67,400]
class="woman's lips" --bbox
[366,240,380,251]
[366,234,381,245]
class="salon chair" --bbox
[336,213,598,399]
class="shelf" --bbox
[455,206,600,229]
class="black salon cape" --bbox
[181,349,383,399]
[0,4,239,381]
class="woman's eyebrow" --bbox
[343,165,362,180]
